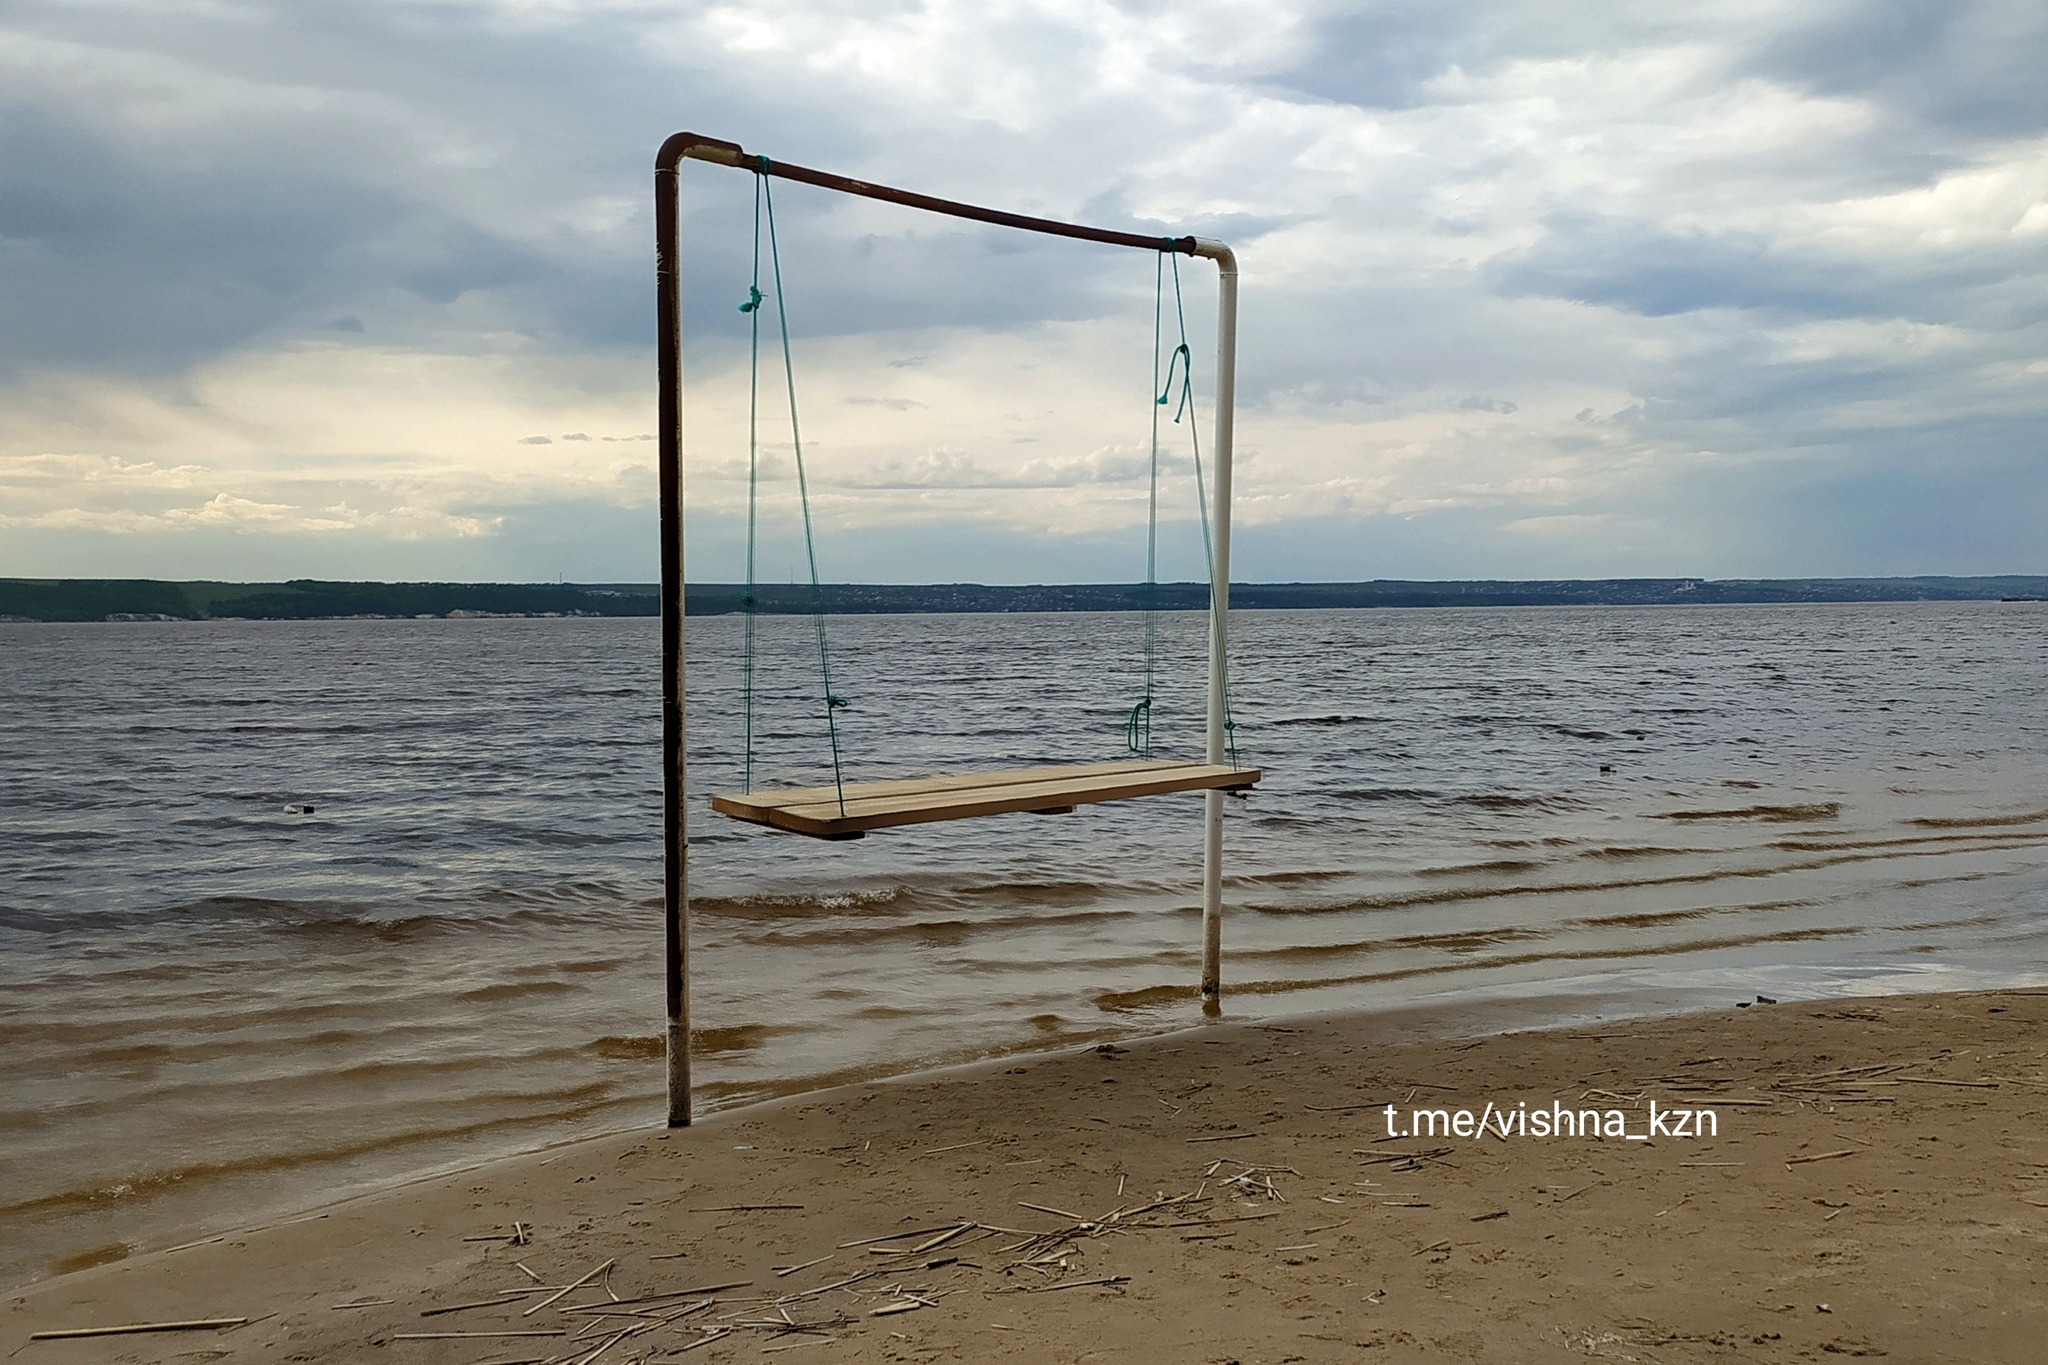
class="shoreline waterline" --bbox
[15,961,2046,1292]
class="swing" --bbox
[700,161,1259,842]
[654,133,1256,1123]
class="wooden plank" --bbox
[725,763,1257,830]
[773,766,1250,823]
[710,761,1261,839]
[719,759,1186,812]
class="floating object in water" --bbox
[283,803,316,815]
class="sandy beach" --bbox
[6,988,2043,1363]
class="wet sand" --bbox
[6,988,2044,1364]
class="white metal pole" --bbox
[1193,239,1237,1004]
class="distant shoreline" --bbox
[4,574,2047,623]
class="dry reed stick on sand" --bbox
[1032,1276,1130,1293]
[523,1258,614,1316]
[773,1254,835,1276]
[554,1282,747,1308]
[390,1330,567,1339]
[423,1297,534,1317]
[776,1269,886,1303]
[906,1224,975,1255]
[1157,1211,1275,1228]
[839,1224,964,1248]
[31,1319,248,1340]
[1785,1149,1860,1166]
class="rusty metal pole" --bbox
[655,142,689,1126]
[658,134,743,1127]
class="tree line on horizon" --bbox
[3,575,2045,623]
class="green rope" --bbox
[746,159,850,813]
[739,184,764,791]
[1126,251,1166,757]
[1158,250,1240,769]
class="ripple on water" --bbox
[2,603,2047,1288]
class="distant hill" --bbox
[3,575,2045,623]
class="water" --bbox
[3,602,2045,1288]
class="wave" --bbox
[1237,868,1356,887]
[0,1080,634,1223]
[1413,859,1545,878]
[1772,830,2048,853]
[1320,787,1441,802]
[693,876,1183,923]
[1907,808,2048,830]
[457,980,578,1002]
[734,905,1139,950]
[1091,922,1867,1012]
[1575,845,1697,860]
[1651,802,1842,822]
[0,883,640,936]
[1242,839,2032,917]
[1451,792,1583,811]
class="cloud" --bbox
[2,0,2046,582]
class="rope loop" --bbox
[1124,695,1153,755]
[1157,342,1194,423]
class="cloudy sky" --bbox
[3,0,2044,585]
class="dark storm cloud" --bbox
[0,103,407,377]
[0,0,1245,382]
[0,0,778,376]
[1479,214,2036,323]
[1749,0,2048,139]
[1259,2,1478,110]
[1486,218,1868,319]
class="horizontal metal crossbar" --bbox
[659,132,1202,256]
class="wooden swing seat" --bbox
[710,758,1261,841]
